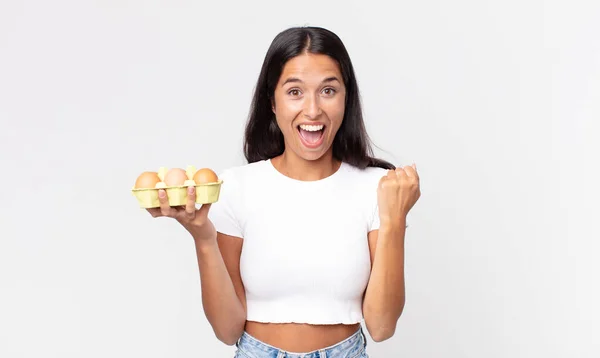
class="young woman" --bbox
[147,26,421,358]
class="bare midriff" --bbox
[244,321,361,352]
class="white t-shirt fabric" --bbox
[207,159,388,325]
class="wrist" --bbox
[192,232,218,248]
[379,214,407,229]
[377,219,407,247]
[194,239,219,257]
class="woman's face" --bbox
[272,53,346,162]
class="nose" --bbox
[303,94,322,119]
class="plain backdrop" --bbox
[1,0,598,357]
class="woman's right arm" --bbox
[195,233,247,345]
[147,186,247,345]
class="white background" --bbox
[1,0,598,357]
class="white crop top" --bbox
[207,159,387,324]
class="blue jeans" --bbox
[234,326,369,358]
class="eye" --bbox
[288,89,302,97]
[322,87,336,96]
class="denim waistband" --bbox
[235,325,367,358]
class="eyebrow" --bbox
[282,76,341,86]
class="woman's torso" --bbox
[209,160,386,352]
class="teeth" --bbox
[299,124,324,132]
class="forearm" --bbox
[194,239,246,345]
[362,219,407,341]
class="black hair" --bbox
[243,26,395,170]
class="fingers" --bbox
[149,189,190,221]
[197,203,212,218]
[396,164,420,199]
[396,163,419,181]
[185,186,196,219]
[158,189,175,217]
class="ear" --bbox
[271,98,276,113]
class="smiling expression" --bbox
[272,53,346,161]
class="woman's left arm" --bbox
[362,164,420,342]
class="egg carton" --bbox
[131,165,222,208]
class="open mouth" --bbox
[297,124,326,148]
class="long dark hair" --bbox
[243,26,395,170]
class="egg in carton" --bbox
[131,165,222,208]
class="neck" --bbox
[272,149,341,181]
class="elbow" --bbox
[213,317,246,346]
[216,332,241,346]
[365,321,397,343]
[371,326,396,343]
[364,302,405,343]
[214,326,244,346]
